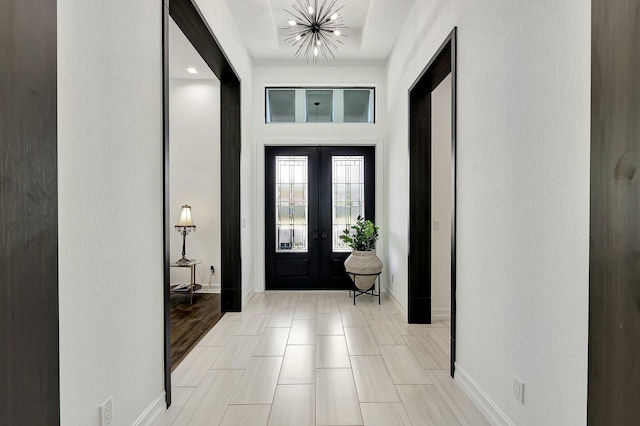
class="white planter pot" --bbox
[344,250,384,290]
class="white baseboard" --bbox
[432,308,451,321]
[133,391,166,426]
[385,288,408,318]
[385,291,450,322]
[455,364,513,426]
[198,285,221,294]
[242,285,256,307]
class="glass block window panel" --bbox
[306,90,333,122]
[332,156,365,252]
[344,89,373,123]
[267,89,296,123]
[275,156,309,252]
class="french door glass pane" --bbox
[332,156,365,252]
[275,156,308,252]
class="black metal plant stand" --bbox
[347,272,381,305]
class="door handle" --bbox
[313,233,319,240]
[321,232,328,240]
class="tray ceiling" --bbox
[223,0,415,66]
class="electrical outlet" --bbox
[100,397,113,425]
[513,376,524,404]
[210,265,215,273]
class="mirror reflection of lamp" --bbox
[175,205,196,264]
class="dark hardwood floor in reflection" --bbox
[170,292,222,371]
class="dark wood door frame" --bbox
[589,0,640,422]
[408,28,457,376]
[162,0,242,407]
[0,0,59,423]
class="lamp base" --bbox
[176,257,191,265]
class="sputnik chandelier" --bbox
[284,0,347,64]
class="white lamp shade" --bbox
[177,205,195,227]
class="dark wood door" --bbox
[265,146,375,290]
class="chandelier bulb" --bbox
[316,40,321,46]
[314,46,318,56]
[331,13,339,20]
[296,35,302,41]
[308,6,314,14]
[333,30,341,36]
[288,20,297,26]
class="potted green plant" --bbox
[340,216,383,290]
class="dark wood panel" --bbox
[221,74,242,106]
[408,298,432,324]
[220,101,242,311]
[275,259,310,277]
[449,29,458,377]
[169,0,237,82]
[170,293,222,370]
[410,41,452,115]
[331,258,348,276]
[589,0,640,423]
[408,28,457,377]
[221,289,242,311]
[0,0,59,423]
[409,117,432,304]
[408,34,454,322]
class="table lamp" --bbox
[175,204,196,264]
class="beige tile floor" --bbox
[160,291,489,426]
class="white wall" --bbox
[252,66,387,292]
[58,1,164,424]
[431,74,452,320]
[385,1,590,425]
[170,79,221,288]
[58,0,255,424]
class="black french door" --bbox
[265,146,375,290]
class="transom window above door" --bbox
[265,87,375,124]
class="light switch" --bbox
[242,219,246,228]
[434,220,441,231]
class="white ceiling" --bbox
[169,18,218,80]
[224,0,415,66]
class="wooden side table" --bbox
[169,259,202,305]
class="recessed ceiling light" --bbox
[185,67,198,74]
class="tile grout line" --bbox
[169,292,467,426]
